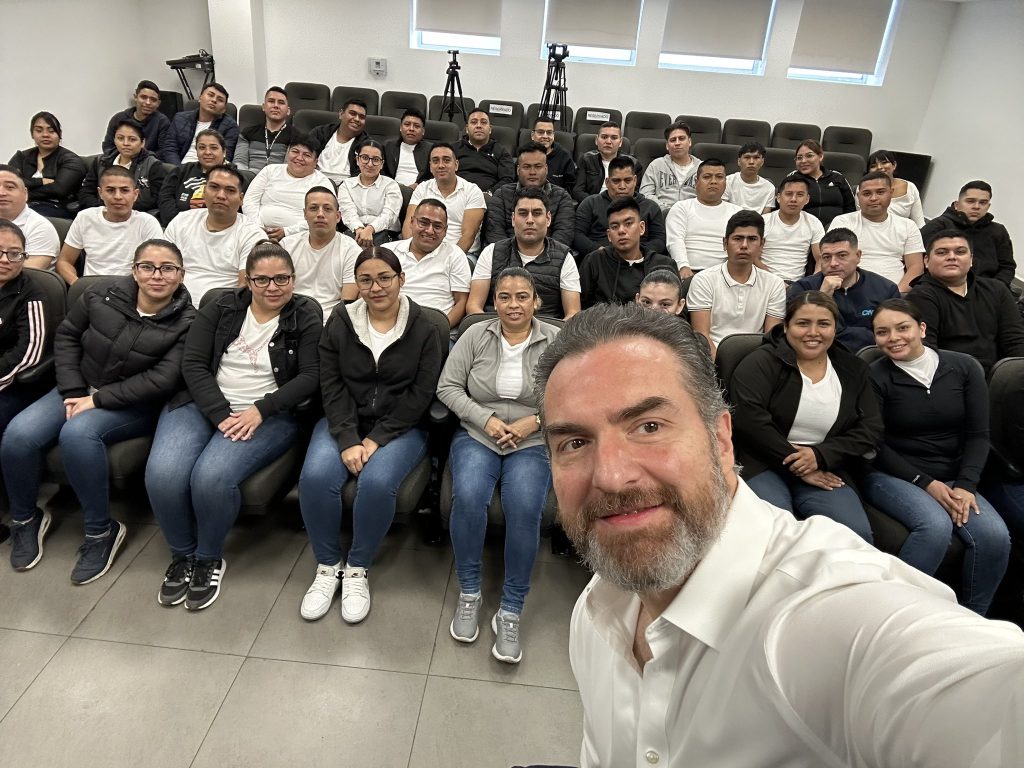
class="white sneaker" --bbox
[300,562,341,621]
[340,564,371,623]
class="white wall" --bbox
[258,0,955,150]
[916,0,1023,275]
[1,0,211,157]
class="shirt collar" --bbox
[583,478,774,653]
[721,263,757,287]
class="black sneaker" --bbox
[185,558,226,611]
[158,555,195,606]
[10,508,52,571]
[71,521,127,585]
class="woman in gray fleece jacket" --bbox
[437,267,559,664]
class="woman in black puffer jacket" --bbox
[2,238,194,585]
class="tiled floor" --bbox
[0,487,590,768]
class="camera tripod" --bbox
[539,43,570,131]
[439,49,467,123]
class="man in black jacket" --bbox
[483,142,575,247]
[168,83,239,164]
[531,116,576,192]
[920,180,1016,286]
[908,229,1024,375]
[572,121,642,203]
[309,99,370,185]
[574,156,666,257]
[383,108,431,188]
[454,110,514,193]
[579,197,676,308]
[102,80,174,163]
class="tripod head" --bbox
[547,43,569,63]
[446,49,461,74]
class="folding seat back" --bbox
[283,82,330,112]
[770,122,821,150]
[822,126,872,160]
[573,106,623,134]
[428,95,476,126]
[722,118,771,147]
[380,91,428,120]
[675,115,722,144]
[478,99,525,131]
[624,111,671,143]
[330,86,380,115]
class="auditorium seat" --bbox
[526,102,575,133]
[823,151,867,187]
[823,126,873,160]
[330,86,380,115]
[491,125,518,153]
[624,111,672,143]
[631,138,666,171]
[284,82,331,112]
[365,115,401,142]
[428,95,476,126]
[675,115,722,144]
[292,109,338,134]
[478,99,525,131]
[761,147,796,187]
[380,91,428,120]
[573,106,623,134]
[771,122,821,150]
[424,120,460,144]
[722,118,771,147]
[237,104,264,133]
[690,143,741,174]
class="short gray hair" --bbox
[534,303,728,431]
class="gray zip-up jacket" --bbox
[436,316,559,454]
[639,154,701,212]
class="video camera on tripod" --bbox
[539,43,570,131]
[439,49,467,123]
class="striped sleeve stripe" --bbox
[0,299,46,391]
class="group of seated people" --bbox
[1,78,1021,654]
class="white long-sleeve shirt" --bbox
[572,479,1024,768]
[336,174,402,233]
[240,164,333,237]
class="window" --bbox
[659,0,775,76]
[787,0,900,86]
[410,0,502,55]
[541,0,643,66]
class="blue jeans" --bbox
[747,468,873,543]
[863,471,1010,614]
[448,429,551,614]
[145,403,299,560]
[979,480,1024,541]
[1,387,158,535]
[299,417,427,567]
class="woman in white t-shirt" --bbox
[730,291,882,542]
[145,241,323,612]
[435,268,559,663]
[865,150,925,227]
[337,139,402,247]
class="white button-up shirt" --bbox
[337,174,402,234]
[571,480,1024,768]
[389,237,471,314]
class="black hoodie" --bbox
[579,245,676,307]
[920,205,1015,285]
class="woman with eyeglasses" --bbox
[336,139,402,247]
[144,241,321,611]
[157,128,230,226]
[786,140,855,228]
[2,238,195,584]
[436,267,558,663]
[242,135,333,243]
[298,246,443,624]
[79,119,165,215]
[7,111,86,218]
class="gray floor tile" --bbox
[249,541,452,674]
[0,637,242,768]
[0,516,156,635]
[0,629,65,720]
[192,657,424,768]
[409,675,584,768]
[429,557,589,690]
[73,519,306,655]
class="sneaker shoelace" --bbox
[309,566,339,598]
[344,570,369,599]
[76,534,109,561]
[192,560,217,588]
[456,596,479,621]
[165,558,193,583]
[10,521,35,550]
[498,615,520,643]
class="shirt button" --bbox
[288,349,294,354]
[273,367,279,372]
[645,750,660,764]
[269,342,274,347]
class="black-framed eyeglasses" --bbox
[356,273,398,290]
[133,262,182,276]
[247,274,294,288]
[0,249,28,263]
[357,154,384,166]
[414,217,445,232]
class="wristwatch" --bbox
[535,414,542,427]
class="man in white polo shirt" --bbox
[760,176,825,282]
[403,143,486,255]
[389,198,471,329]
[164,165,265,304]
[665,159,742,279]
[0,166,59,271]
[56,166,162,283]
[829,170,925,292]
[687,210,785,358]
[280,186,360,318]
